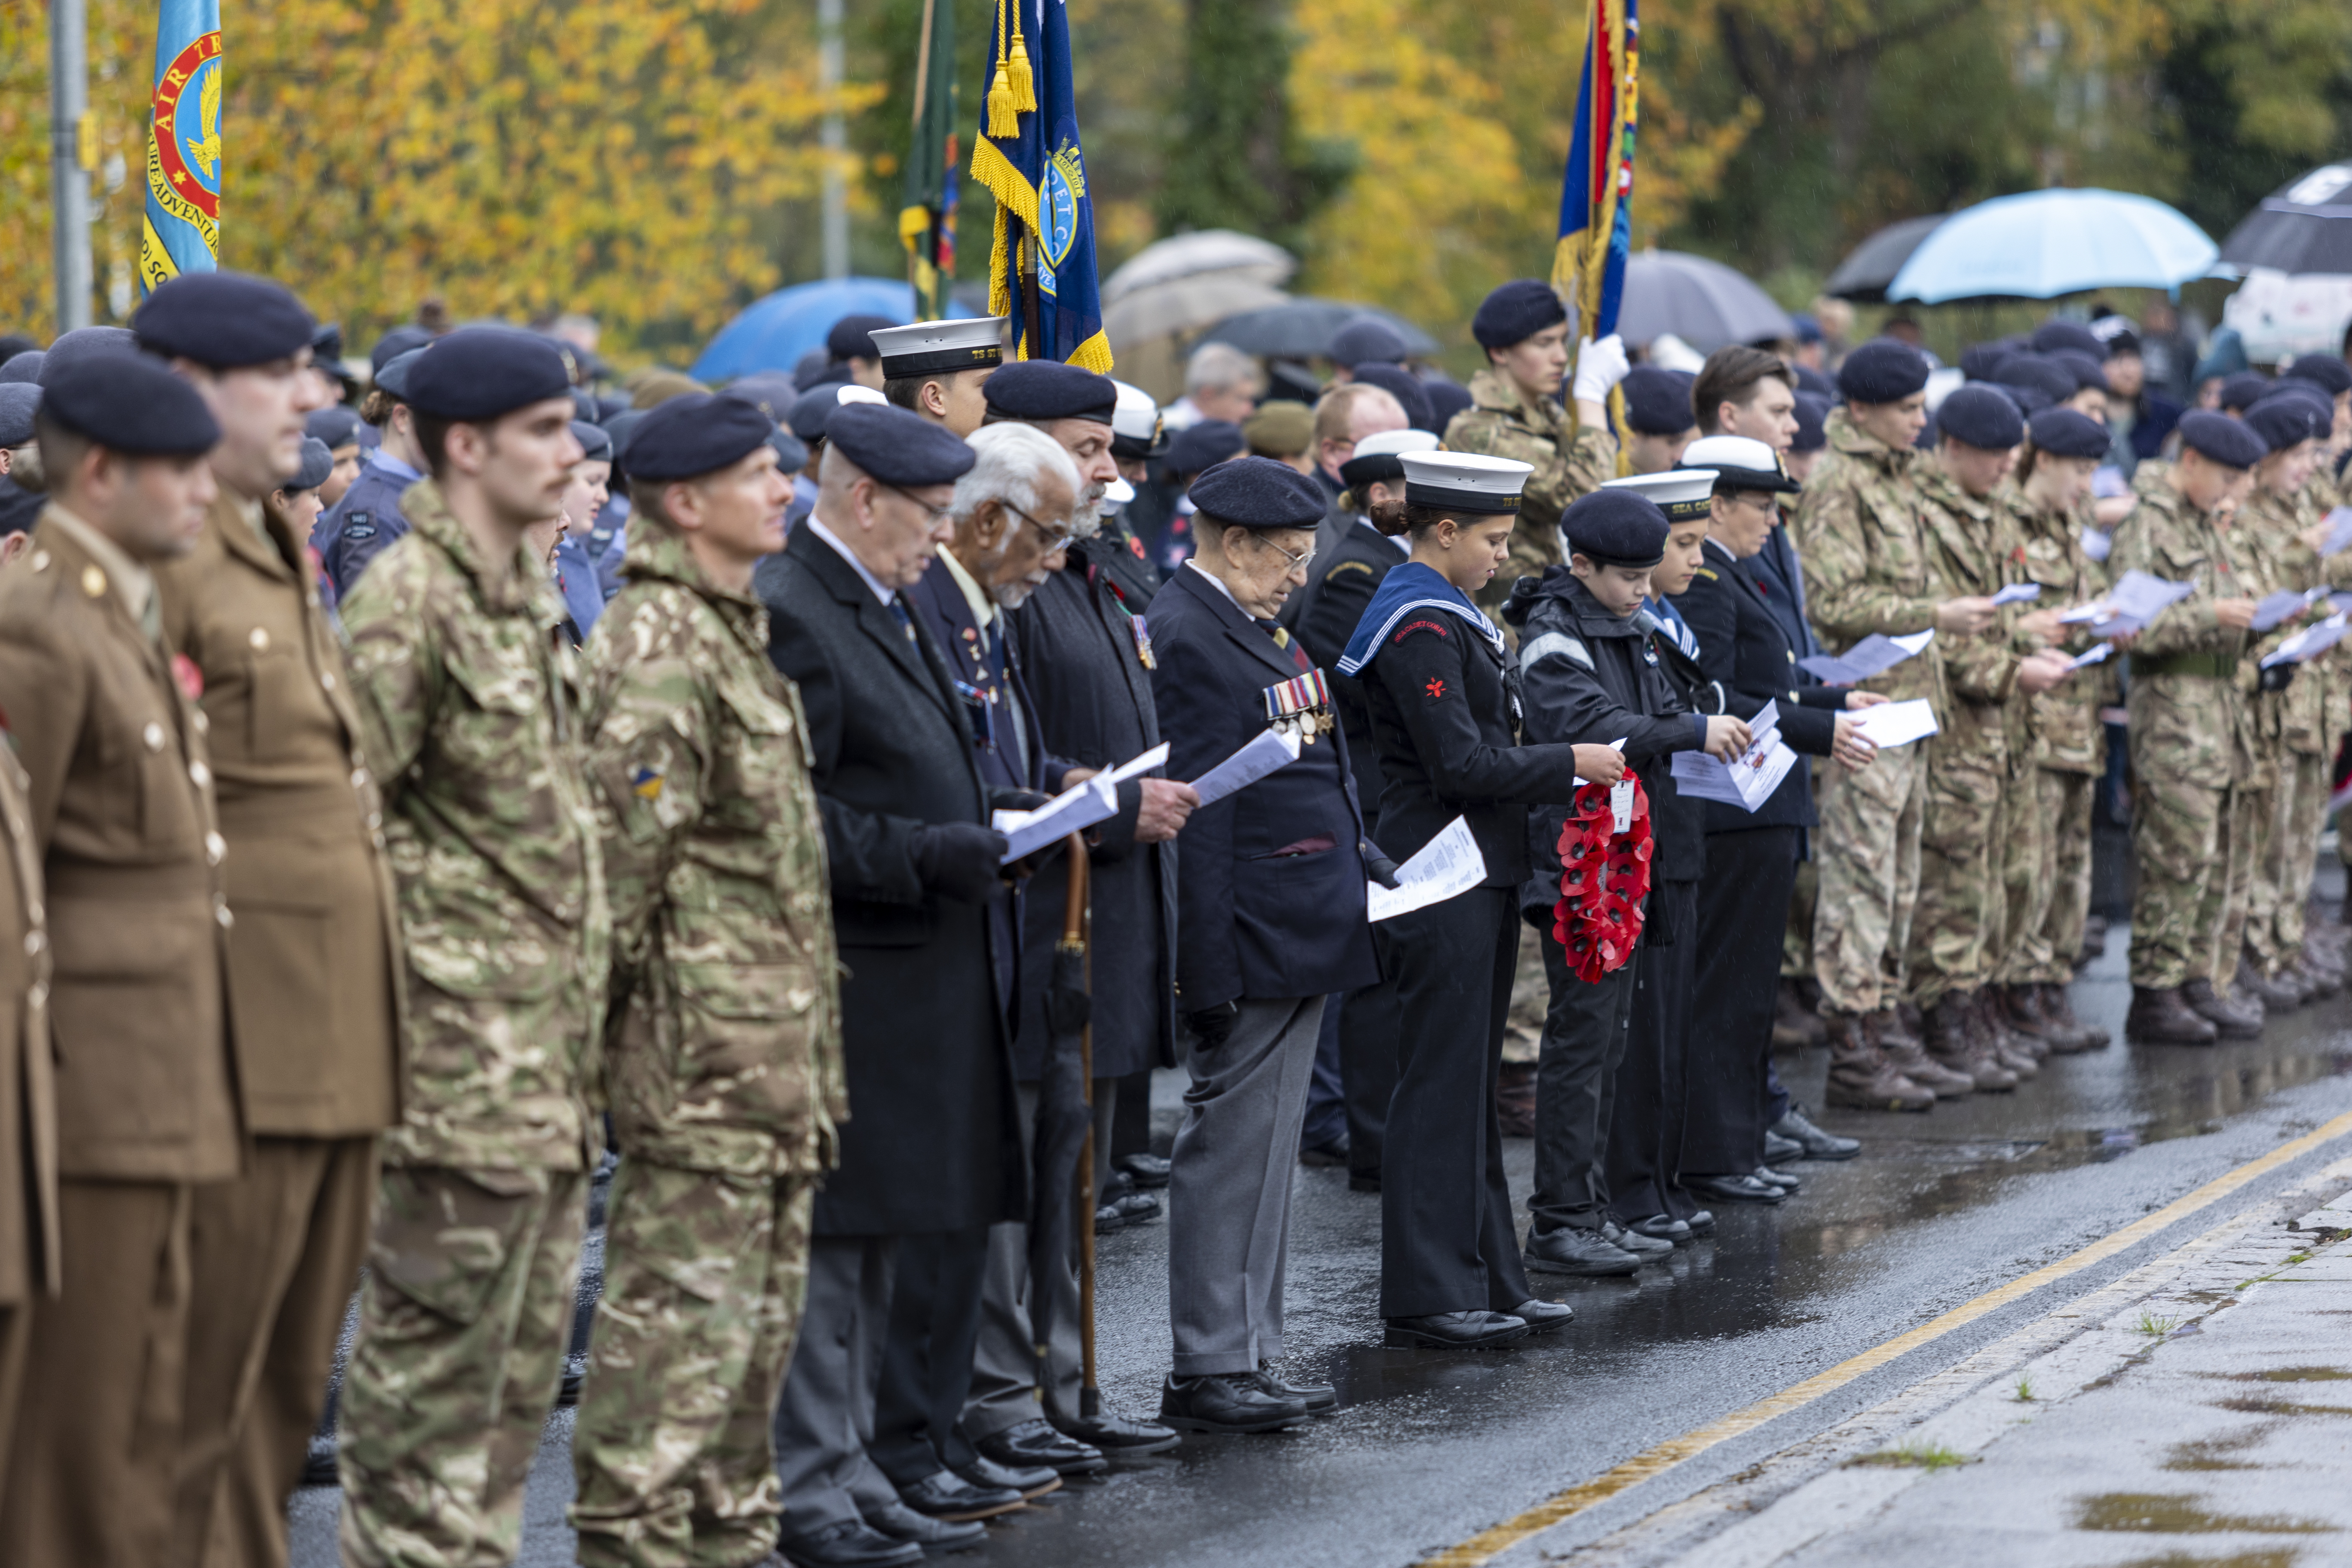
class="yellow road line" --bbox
[1420,1106,2352,1567]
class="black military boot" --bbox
[2126,985,2219,1045]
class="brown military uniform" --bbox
[0,741,54,1486]
[0,505,241,1568]
[153,493,404,1568]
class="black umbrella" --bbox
[1199,298,1437,361]
[2219,162,2352,276]
[1824,214,1947,303]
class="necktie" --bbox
[886,596,920,651]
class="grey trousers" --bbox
[965,1078,1115,1441]
[772,1236,900,1539]
[1168,995,1325,1376]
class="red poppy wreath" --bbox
[1552,776,1652,983]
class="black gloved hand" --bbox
[1363,842,1402,890]
[1186,1001,1239,1050]
[2259,661,2297,693]
[911,822,1009,904]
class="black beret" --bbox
[2030,320,2104,358]
[1329,315,1409,369]
[2049,348,2109,394]
[787,386,842,442]
[1790,363,1836,400]
[0,383,38,448]
[1936,384,2026,450]
[1187,455,1328,530]
[2027,407,2110,460]
[307,406,362,450]
[1958,339,2024,382]
[826,313,899,362]
[403,329,575,423]
[1996,354,2076,406]
[37,327,137,388]
[2218,372,2273,413]
[1165,419,1246,477]
[2255,380,2334,421]
[722,372,801,423]
[2285,353,2352,397]
[1348,361,1435,432]
[370,325,432,376]
[1561,488,1669,569]
[768,428,809,473]
[1791,391,1830,453]
[603,410,648,478]
[374,347,426,402]
[286,436,335,493]
[2177,409,2267,470]
[790,349,836,390]
[1620,366,1696,435]
[40,352,220,456]
[0,351,43,387]
[823,402,976,488]
[1837,339,1930,405]
[2244,394,2326,452]
[570,420,614,464]
[2001,384,2055,416]
[132,271,315,368]
[983,359,1116,424]
[620,392,775,481]
[1424,378,1474,432]
[1471,279,1568,350]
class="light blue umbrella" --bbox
[1886,189,2218,304]
[691,278,915,382]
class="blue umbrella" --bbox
[1886,189,2218,304]
[692,278,914,382]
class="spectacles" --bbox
[1254,535,1317,571]
[1001,502,1073,550]
[879,481,954,525]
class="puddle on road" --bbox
[2074,1491,2335,1533]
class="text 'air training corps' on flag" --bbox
[141,0,223,290]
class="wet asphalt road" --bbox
[288,912,2352,1568]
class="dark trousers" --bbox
[1686,827,1798,1176]
[1378,887,1534,1320]
[1606,879,1697,1224]
[1339,977,1402,1182]
[1300,997,1348,1152]
[869,1226,990,1486]
[1526,930,1638,1235]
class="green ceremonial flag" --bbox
[898,0,959,321]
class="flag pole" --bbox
[49,0,92,332]
[907,0,937,313]
[1016,220,1044,363]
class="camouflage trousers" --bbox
[2248,749,2326,977]
[1905,742,2008,1007]
[570,1163,815,1568]
[1997,767,2097,987]
[338,1164,588,1568]
[1782,763,1822,980]
[1812,740,1927,1016]
[2126,772,2254,993]
[1502,925,1545,1066]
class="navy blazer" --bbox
[1148,566,1380,1010]
[1752,521,1823,670]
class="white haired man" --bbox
[1167,341,1265,432]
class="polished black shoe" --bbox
[1685,1172,1785,1205]
[1053,1408,1182,1454]
[1107,1189,1161,1225]
[1753,1164,1801,1192]
[1347,1171,1382,1193]
[1600,1219,1674,1258]
[1298,1133,1351,1167]
[1523,1225,1641,1276]
[956,1452,1061,1500]
[863,1498,987,1549]
[1773,1105,1861,1161]
[895,1469,1025,1522]
[1158,1371,1308,1433]
[1383,1311,1531,1349]
[1763,1130,1806,1165]
[1625,1213,1693,1244]
[1093,1201,1127,1234]
[1116,1151,1171,1188]
[976,1417,1106,1477]
[1509,1298,1576,1333]
[1256,1362,1337,1414]
[778,1517,926,1567]
[1679,1207,1717,1235]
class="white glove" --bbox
[1571,334,1631,403]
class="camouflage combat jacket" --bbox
[2235,484,2331,765]
[2114,481,2255,791]
[340,480,610,1171]
[1444,367,1617,609]
[2004,486,2111,776]
[1914,463,2031,773]
[584,529,845,1180]
[1796,409,1950,716]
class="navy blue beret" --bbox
[1165,419,1246,477]
[787,386,842,442]
[37,327,137,388]
[621,392,774,481]
[373,348,426,402]
[1937,385,2026,450]
[1620,366,1696,435]
[768,428,809,473]
[1472,279,1568,350]
[2177,409,2267,470]
[307,406,362,450]
[569,420,614,465]
[2285,353,2352,398]
[823,402,976,488]
[1187,454,1327,530]
[1837,339,1930,404]
[2027,407,2110,460]
[1348,361,1435,433]
[983,359,1117,424]
[403,329,574,423]
[1996,355,2076,406]
[286,436,335,493]
[2245,395,2326,453]
[1424,377,1474,433]
[40,352,220,456]
[1561,487,1669,569]
[0,351,43,387]
[2029,320,2104,358]
[2254,380,2334,421]
[603,410,647,476]
[370,325,432,376]
[1791,391,1830,453]
[2049,349,2109,394]
[1958,340,2023,382]
[722,372,800,423]
[132,271,315,368]
[2218,372,2273,413]
[2002,384,2055,416]
[1330,315,1409,369]
[826,313,899,362]
[1791,363,1836,400]
[0,384,38,448]
[312,321,345,365]
[791,349,837,391]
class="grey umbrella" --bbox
[2220,162,2352,277]
[1615,251,1795,352]
[1824,214,1948,302]
[1197,298,1437,361]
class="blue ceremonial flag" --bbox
[139,0,222,292]
[969,0,1112,371]
[1555,0,1638,342]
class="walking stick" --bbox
[1058,830,1100,1416]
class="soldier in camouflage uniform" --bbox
[2115,411,2270,1046]
[1442,280,1625,611]
[334,332,611,1568]
[567,397,846,1568]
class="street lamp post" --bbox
[49,0,93,333]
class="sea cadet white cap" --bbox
[867,317,1006,380]
[1602,468,1719,522]
[1397,450,1534,514]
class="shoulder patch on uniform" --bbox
[345,519,377,541]
[1393,617,1450,643]
[1520,631,1594,671]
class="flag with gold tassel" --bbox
[139,0,222,291]
[969,0,1113,371]
[898,0,959,321]
[1555,0,1637,455]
